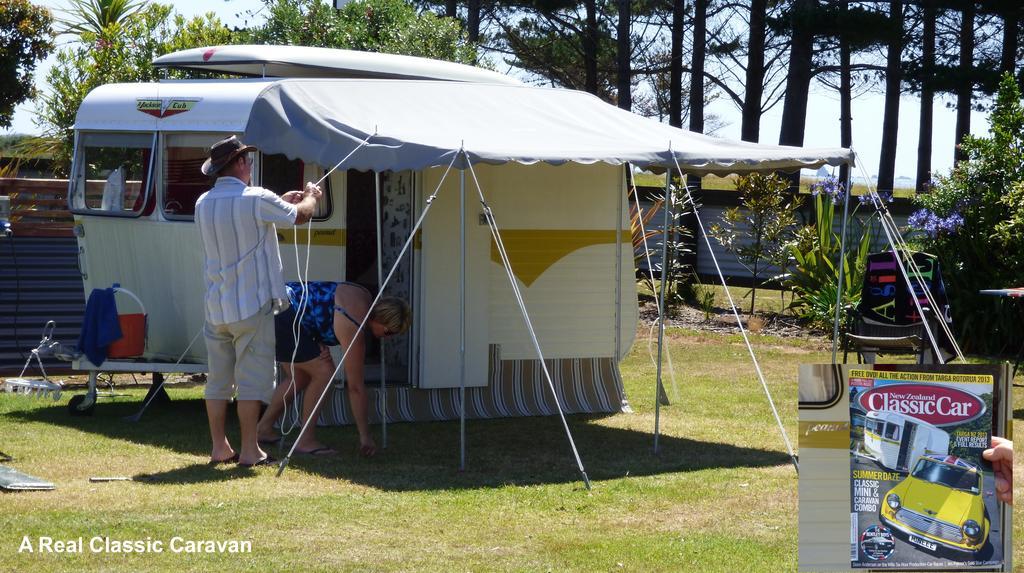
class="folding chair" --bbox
[844,251,952,364]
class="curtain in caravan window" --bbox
[162,133,231,220]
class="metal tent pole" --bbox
[464,153,591,490]
[375,171,387,448]
[831,169,853,363]
[278,153,460,478]
[654,167,672,454]
[459,165,467,471]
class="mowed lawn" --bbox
[0,328,1019,572]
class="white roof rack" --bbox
[152,45,521,85]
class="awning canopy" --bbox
[243,79,854,174]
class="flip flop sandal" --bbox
[295,447,337,457]
[208,453,240,466]
[238,455,277,468]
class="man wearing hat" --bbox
[194,136,321,467]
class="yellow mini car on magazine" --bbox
[879,454,990,555]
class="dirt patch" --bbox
[638,300,829,341]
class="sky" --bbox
[4,0,992,182]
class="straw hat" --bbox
[201,135,257,176]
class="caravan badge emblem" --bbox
[136,98,201,118]
[857,383,985,427]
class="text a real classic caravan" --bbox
[67,47,639,424]
[861,410,949,473]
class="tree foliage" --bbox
[910,73,1024,354]
[57,0,144,35]
[35,3,233,172]
[0,0,54,129]
[709,173,801,314]
[241,0,479,64]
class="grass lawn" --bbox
[0,328,1019,572]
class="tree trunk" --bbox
[446,0,457,19]
[741,0,768,142]
[689,0,706,132]
[688,0,706,190]
[779,0,815,189]
[877,0,903,193]
[467,0,480,43]
[954,2,975,164]
[584,0,598,95]
[669,0,685,128]
[916,0,936,192]
[839,0,852,186]
[617,0,631,110]
[1001,8,1019,77]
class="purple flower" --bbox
[908,208,963,238]
[809,176,846,205]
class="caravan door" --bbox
[896,420,917,471]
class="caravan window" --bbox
[160,133,331,221]
[161,133,226,220]
[260,154,332,221]
[69,132,155,216]
[883,423,900,441]
[864,419,879,434]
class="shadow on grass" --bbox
[135,463,263,485]
[8,397,793,490]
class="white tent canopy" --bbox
[243,78,854,173]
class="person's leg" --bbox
[203,320,237,463]
[234,304,277,465]
[206,399,234,462]
[237,399,266,465]
[257,364,295,443]
[295,357,337,453]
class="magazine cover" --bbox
[848,368,1001,569]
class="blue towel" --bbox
[78,288,122,366]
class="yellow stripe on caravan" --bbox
[277,228,346,246]
[490,229,630,287]
[798,421,850,449]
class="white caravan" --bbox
[69,45,850,424]
[861,409,949,472]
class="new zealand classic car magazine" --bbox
[848,368,1002,569]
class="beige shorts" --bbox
[203,302,276,403]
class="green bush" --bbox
[908,73,1024,355]
[709,173,801,315]
[786,181,873,333]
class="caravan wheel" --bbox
[68,394,95,416]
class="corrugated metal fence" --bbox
[1,178,83,375]
[0,237,84,375]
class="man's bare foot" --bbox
[209,447,238,465]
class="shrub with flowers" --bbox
[786,176,875,332]
[909,73,1024,354]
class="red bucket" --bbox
[108,313,146,358]
[107,287,147,358]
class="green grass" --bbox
[638,281,796,316]
[0,329,1019,572]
